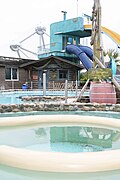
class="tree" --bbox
[103,48,120,72]
[103,49,119,60]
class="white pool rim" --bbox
[0,115,120,173]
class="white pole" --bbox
[31,81,33,89]
[43,72,46,96]
[75,80,78,98]
[77,0,78,17]
[65,80,68,103]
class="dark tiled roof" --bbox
[0,56,36,66]
[0,55,83,70]
[20,55,83,69]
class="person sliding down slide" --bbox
[66,44,93,70]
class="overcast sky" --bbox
[0,0,120,58]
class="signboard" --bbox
[32,75,38,80]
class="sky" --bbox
[0,0,120,59]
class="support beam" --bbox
[77,79,90,100]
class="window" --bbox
[62,36,68,50]
[5,67,19,80]
[59,70,68,79]
[62,36,73,50]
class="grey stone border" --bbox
[0,102,120,113]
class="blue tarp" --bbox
[108,57,117,75]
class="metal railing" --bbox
[114,75,120,85]
[30,80,83,91]
[0,79,120,104]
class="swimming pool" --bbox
[1,125,119,152]
[0,90,80,104]
[0,113,120,179]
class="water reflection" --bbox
[34,126,120,152]
[0,125,120,152]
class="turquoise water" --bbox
[0,110,120,119]
[0,125,119,152]
[0,90,79,104]
[0,165,120,180]
[0,112,120,179]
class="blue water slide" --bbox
[77,45,93,60]
[66,44,93,70]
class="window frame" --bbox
[58,69,68,80]
[5,67,19,81]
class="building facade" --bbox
[0,56,82,90]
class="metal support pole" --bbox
[75,80,78,98]
[31,81,33,89]
[65,80,68,103]
[77,0,78,17]
[53,81,55,90]
[43,72,46,96]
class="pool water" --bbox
[0,125,119,152]
[0,165,120,180]
[0,90,51,104]
[0,90,80,104]
[0,110,120,119]
[0,164,120,180]
[0,112,120,179]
